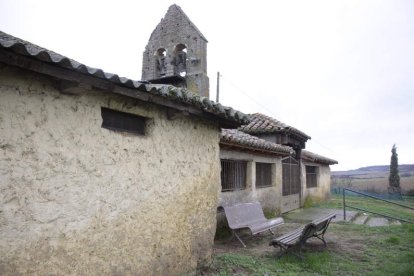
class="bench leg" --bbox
[275,245,303,261]
[313,234,327,246]
[297,242,306,260]
[275,245,288,259]
[230,230,247,247]
[290,250,304,261]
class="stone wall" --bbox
[141,5,209,97]
[0,66,220,275]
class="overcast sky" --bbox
[0,0,413,171]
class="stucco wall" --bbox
[302,162,332,203]
[218,150,282,217]
[0,66,220,275]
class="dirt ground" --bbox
[213,220,366,260]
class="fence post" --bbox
[343,188,346,221]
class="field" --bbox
[332,164,414,194]
[333,176,414,194]
[200,195,414,275]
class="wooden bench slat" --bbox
[276,228,303,242]
[269,213,336,258]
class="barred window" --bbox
[256,162,272,188]
[306,166,318,188]
[221,159,247,192]
[282,157,300,196]
[101,107,146,135]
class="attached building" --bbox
[219,114,338,214]
[219,129,294,215]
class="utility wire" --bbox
[220,75,338,155]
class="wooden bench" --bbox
[269,213,336,258]
[220,202,284,247]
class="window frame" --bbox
[101,107,147,136]
[255,162,273,188]
[306,165,318,188]
[220,159,247,192]
[282,156,300,196]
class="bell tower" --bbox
[141,4,209,98]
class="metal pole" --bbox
[344,188,414,210]
[343,188,346,221]
[344,205,413,224]
[216,71,220,103]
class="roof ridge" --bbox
[0,30,248,126]
[241,112,311,139]
[302,150,338,165]
[221,129,294,155]
[168,4,208,42]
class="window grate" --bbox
[256,162,272,188]
[306,166,318,188]
[101,107,146,135]
[282,157,300,196]
[221,159,247,192]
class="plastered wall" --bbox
[302,162,332,203]
[0,66,220,275]
[218,150,282,216]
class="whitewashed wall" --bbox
[302,162,332,203]
[218,150,282,215]
[0,66,221,275]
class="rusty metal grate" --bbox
[306,166,318,188]
[282,157,300,196]
[221,159,247,192]
[256,162,272,188]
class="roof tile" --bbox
[0,30,249,125]
[221,129,294,155]
[240,113,310,140]
[302,150,338,165]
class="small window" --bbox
[306,166,318,188]
[256,162,272,188]
[101,107,146,135]
[221,159,247,192]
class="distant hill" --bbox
[332,164,414,179]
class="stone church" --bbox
[0,4,337,275]
[140,4,338,217]
[0,5,249,275]
[142,4,209,97]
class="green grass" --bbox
[317,194,414,222]
[202,196,414,275]
[206,251,341,276]
[203,224,414,276]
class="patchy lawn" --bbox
[318,194,414,223]
[200,196,414,275]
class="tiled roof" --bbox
[0,31,249,125]
[240,113,311,140]
[220,129,294,155]
[302,150,338,165]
